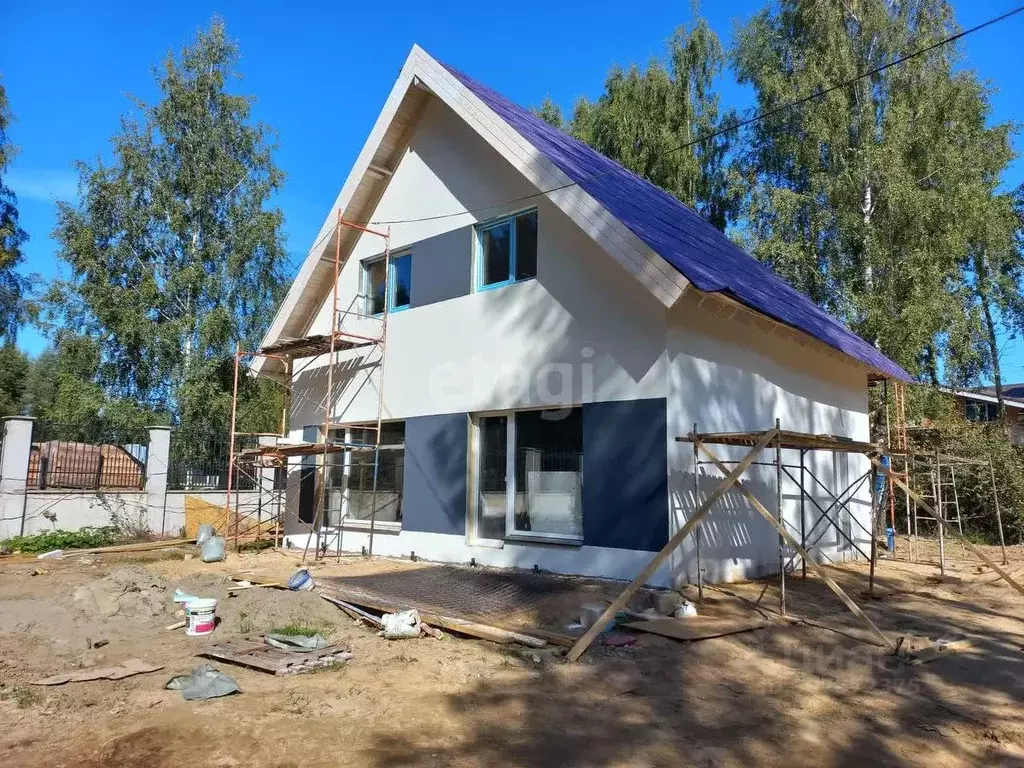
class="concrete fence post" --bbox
[0,416,34,540]
[146,426,172,535]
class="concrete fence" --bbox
[0,416,274,541]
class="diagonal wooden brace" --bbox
[696,439,897,652]
[565,428,781,662]
[872,457,1024,599]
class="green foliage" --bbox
[0,79,31,342]
[1,526,119,553]
[874,384,1024,544]
[0,343,28,416]
[270,624,330,637]
[733,0,1018,379]
[537,12,739,231]
[18,333,168,432]
[0,685,42,709]
[47,19,287,432]
[236,539,274,552]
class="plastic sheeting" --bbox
[165,664,240,700]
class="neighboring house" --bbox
[941,387,1024,446]
[257,46,909,586]
[27,441,146,490]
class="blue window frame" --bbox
[390,254,411,311]
[362,252,412,314]
[475,209,538,291]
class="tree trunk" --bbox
[974,250,1006,425]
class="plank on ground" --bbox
[566,429,780,662]
[201,639,343,675]
[318,586,547,648]
[625,616,766,641]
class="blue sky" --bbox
[5,1,1024,380]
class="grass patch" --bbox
[1,527,119,554]
[0,686,42,709]
[238,611,255,635]
[270,623,329,637]
[237,539,275,552]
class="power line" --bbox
[354,3,1024,228]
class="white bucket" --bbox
[185,598,218,636]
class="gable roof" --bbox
[443,64,911,382]
[259,45,910,383]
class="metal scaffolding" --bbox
[220,210,392,561]
[566,425,1024,663]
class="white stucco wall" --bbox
[16,490,263,539]
[665,293,872,584]
[290,95,667,431]
[282,92,874,586]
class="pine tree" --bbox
[0,79,29,342]
[537,14,738,231]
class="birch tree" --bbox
[49,20,287,432]
[733,0,1016,378]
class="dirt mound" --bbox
[215,586,344,639]
[71,566,170,619]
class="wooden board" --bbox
[317,586,547,648]
[200,638,341,675]
[31,659,163,685]
[625,616,767,642]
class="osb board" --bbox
[184,497,276,539]
[184,496,232,539]
[625,616,767,642]
[200,638,339,675]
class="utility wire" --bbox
[351,4,1023,228]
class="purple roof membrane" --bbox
[444,64,911,382]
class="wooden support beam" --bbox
[873,458,1024,599]
[697,440,897,653]
[565,428,780,663]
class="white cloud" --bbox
[6,168,79,203]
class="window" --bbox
[475,209,537,290]
[390,254,411,311]
[325,421,405,526]
[965,401,999,423]
[362,253,412,314]
[473,407,583,542]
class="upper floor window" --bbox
[362,253,412,315]
[475,209,537,291]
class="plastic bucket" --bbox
[185,598,218,636]
[288,569,314,591]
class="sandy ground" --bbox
[1,544,1023,768]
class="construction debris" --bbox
[319,586,546,648]
[380,609,424,639]
[32,659,163,686]
[898,633,975,665]
[320,595,384,629]
[200,638,351,675]
[264,632,329,651]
